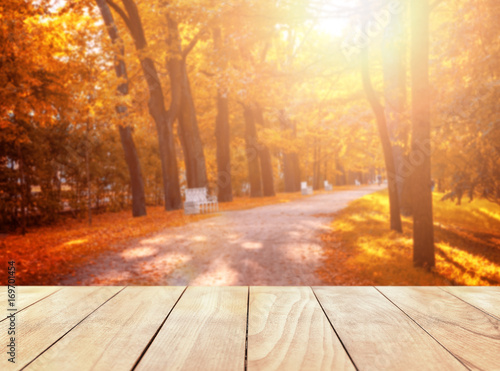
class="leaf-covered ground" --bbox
[317,190,500,285]
[0,191,323,285]
[57,186,376,286]
[4,187,497,286]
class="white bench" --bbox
[324,180,333,191]
[241,182,250,196]
[301,181,313,195]
[184,187,218,214]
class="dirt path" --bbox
[60,186,381,285]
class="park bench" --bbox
[184,187,218,215]
[324,180,333,191]
[241,182,250,196]
[301,181,313,195]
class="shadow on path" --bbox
[60,186,381,286]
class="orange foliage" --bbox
[0,208,211,285]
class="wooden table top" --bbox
[1,286,499,370]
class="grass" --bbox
[1,187,355,285]
[317,190,500,285]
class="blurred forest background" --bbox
[0,0,499,280]
[2,0,498,226]
[0,0,500,244]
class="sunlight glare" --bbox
[314,1,353,37]
[63,238,88,247]
[121,246,158,260]
[317,17,349,37]
[241,241,263,249]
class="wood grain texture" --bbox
[135,286,247,371]
[26,287,185,371]
[378,286,500,371]
[440,286,500,320]
[1,286,61,322]
[247,286,354,371]
[0,286,498,370]
[313,286,466,371]
[16,286,60,309]
[0,286,122,370]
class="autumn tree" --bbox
[361,48,402,232]
[238,47,277,196]
[279,110,301,192]
[411,0,434,267]
[254,104,275,196]
[431,0,500,205]
[382,2,412,215]
[171,18,209,189]
[106,0,182,210]
[0,1,141,229]
[240,103,262,197]
[96,0,146,217]
[212,27,233,202]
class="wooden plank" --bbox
[15,286,60,310]
[440,286,500,320]
[0,286,122,370]
[247,286,354,370]
[378,286,500,371]
[1,287,61,322]
[135,286,247,371]
[26,287,185,371]
[313,286,466,370]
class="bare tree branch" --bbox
[105,0,133,34]
[182,28,206,59]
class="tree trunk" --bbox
[118,126,146,215]
[335,159,345,186]
[177,63,208,188]
[213,28,233,202]
[313,139,322,190]
[17,145,27,235]
[254,105,275,196]
[259,145,275,196]
[283,153,300,192]
[411,0,435,268]
[324,159,328,184]
[437,178,444,192]
[214,91,233,201]
[243,105,263,197]
[383,2,412,216]
[168,19,207,188]
[85,121,92,226]
[361,48,403,233]
[116,0,182,210]
[96,0,146,217]
[279,110,301,192]
[291,152,301,190]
